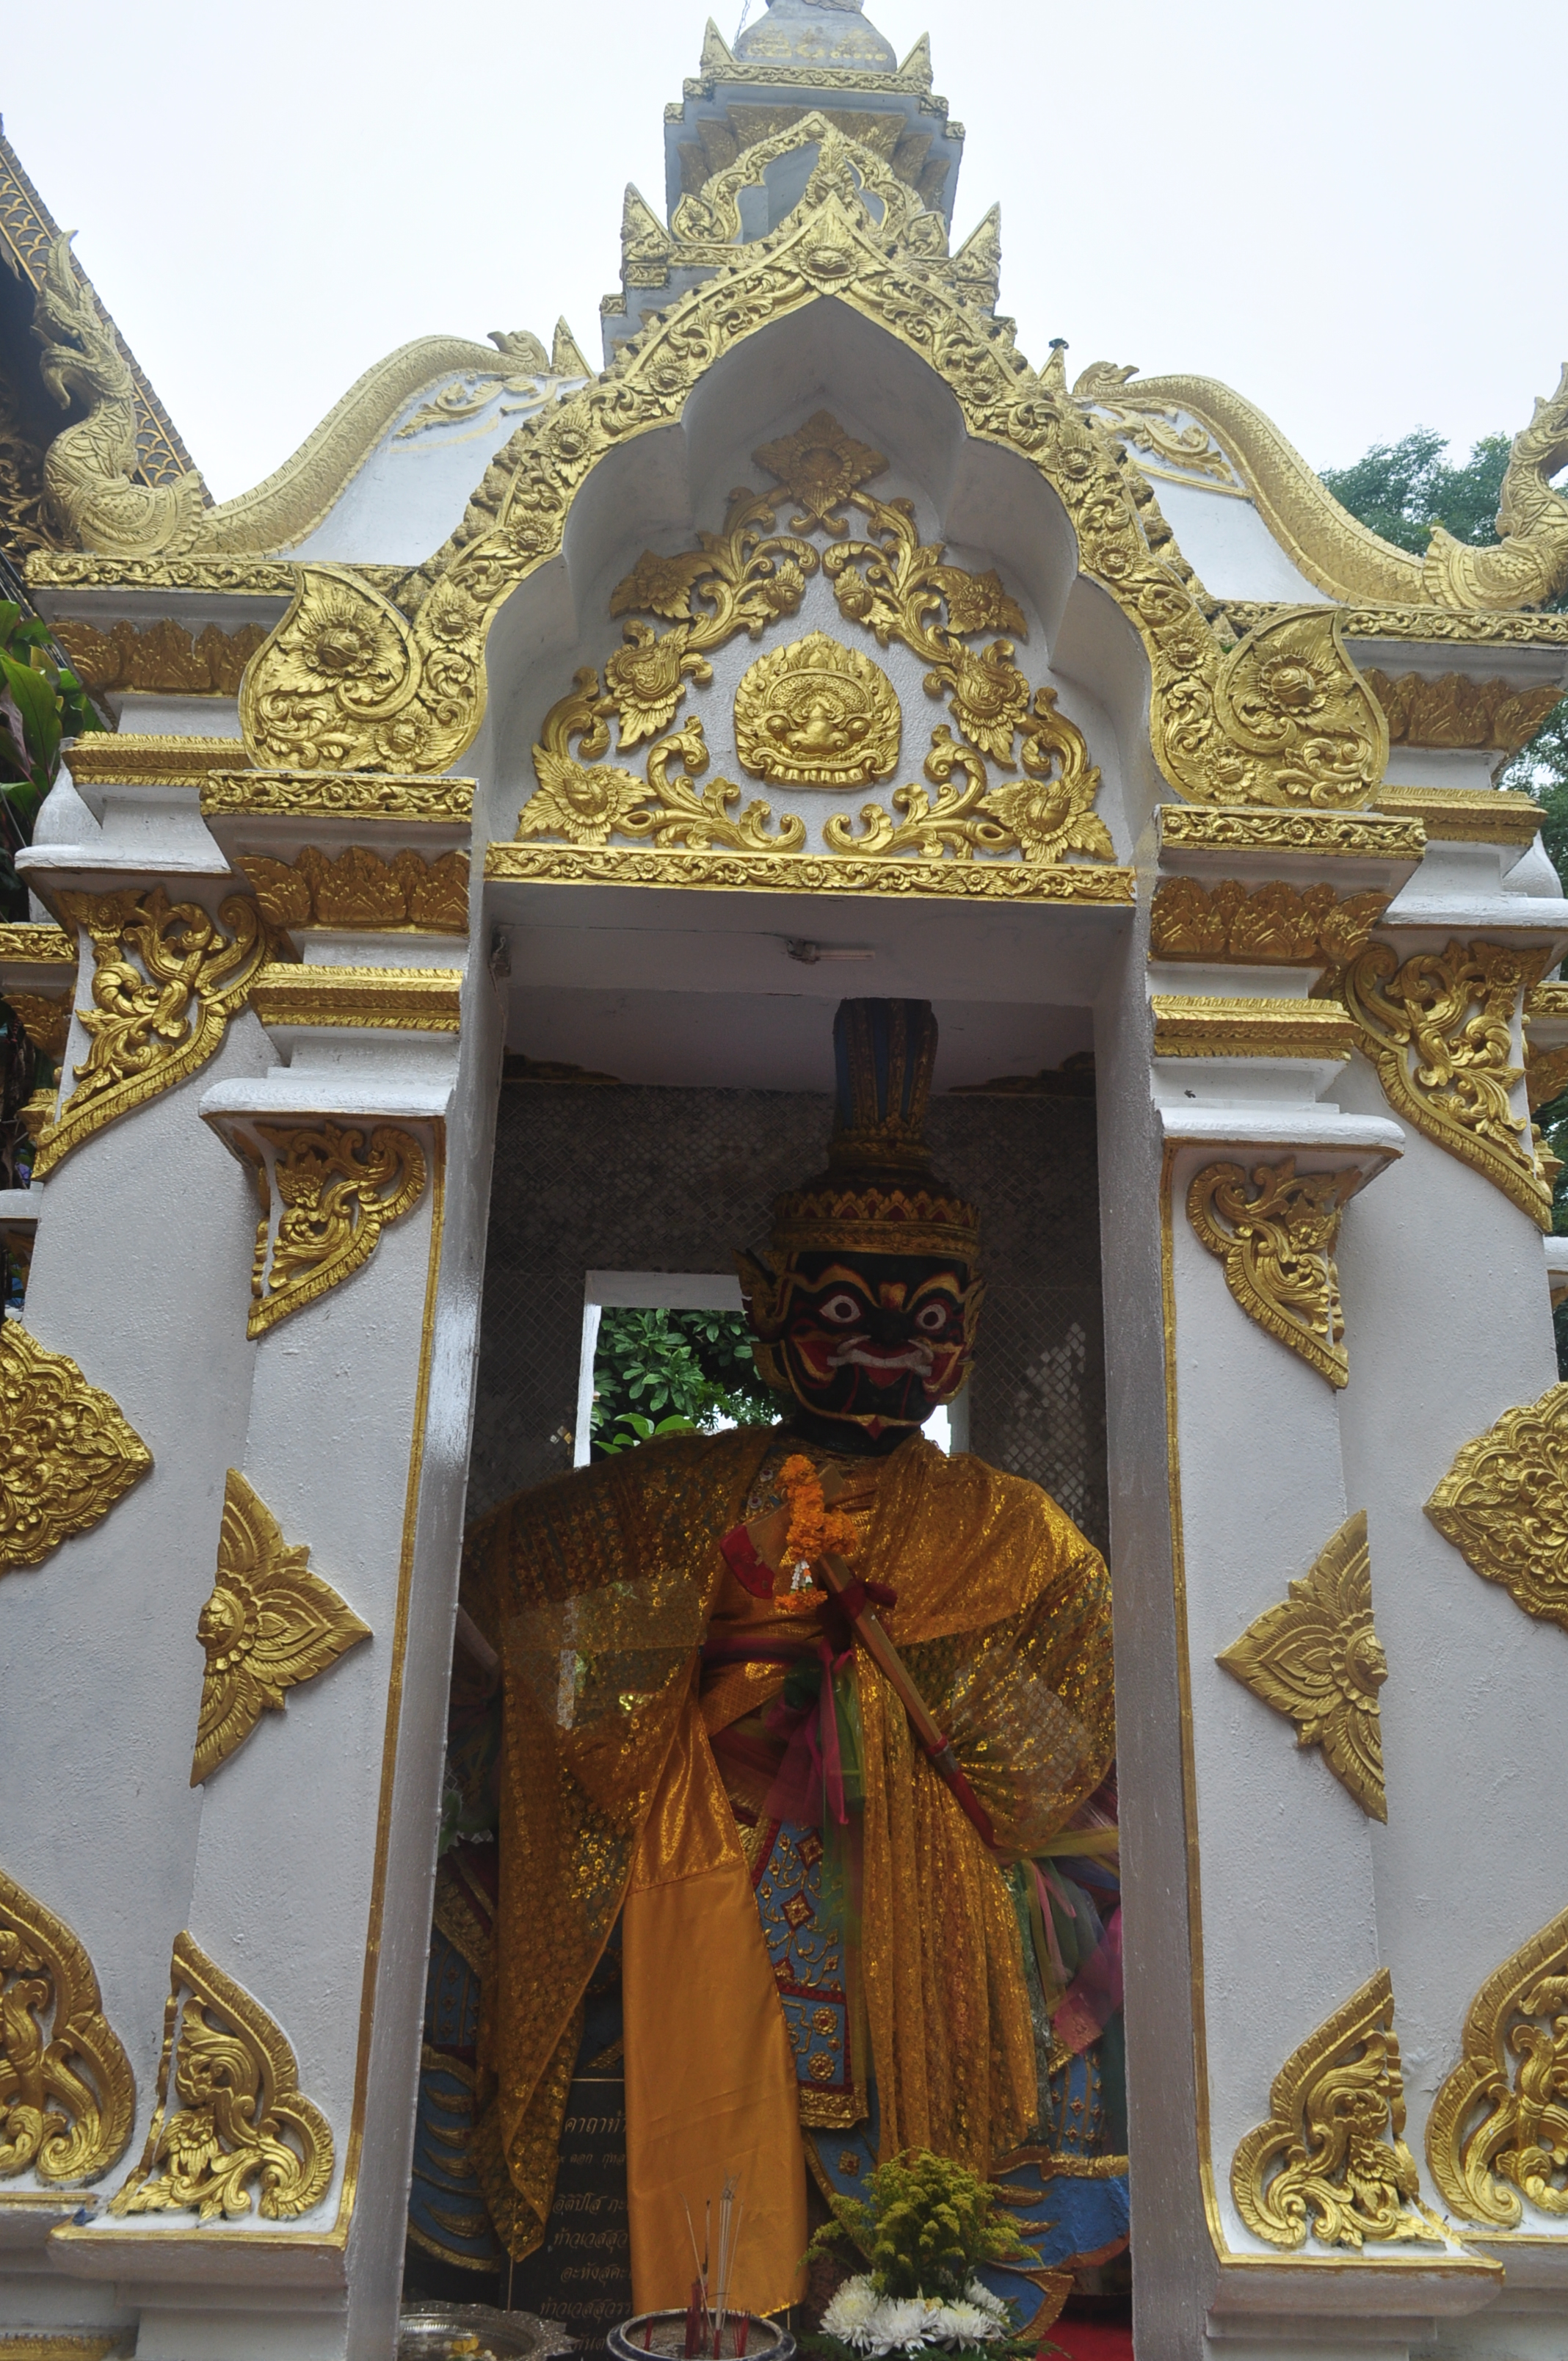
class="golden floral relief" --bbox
[109,1930,332,2222]
[239,846,469,935]
[1232,1968,1446,2250]
[1331,937,1552,1230]
[734,631,900,786]
[192,1469,371,1785]
[1424,1379,1568,1633]
[1150,877,1390,967]
[2,991,72,1062]
[32,888,275,1180]
[248,1120,427,1338]
[51,615,267,699]
[1187,1158,1362,1388]
[1218,1512,1387,1821]
[0,1324,152,1576]
[0,1863,135,2183]
[1426,1903,1568,2227]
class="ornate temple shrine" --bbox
[3,6,1568,2360]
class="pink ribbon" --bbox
[763,1639,852,1827]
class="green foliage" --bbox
[589,1306,777,1456]
[1318,429,1511,557]
[0,598,108,921]
[804,2150,1031,2302]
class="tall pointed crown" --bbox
[769,999,980,1260]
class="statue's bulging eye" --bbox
[915,1302,951,1333]
[817,1293,864,1325]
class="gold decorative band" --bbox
[249,965,463,1033]
[202,769,475,822]
[1373,786,1544,848]
[1157,806,1426,861]
[0,924,75,963]
[1151,995,1357,1059]
[68,735,247,788]
[484,842,1135,904]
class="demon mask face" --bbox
[737,999,984,1437]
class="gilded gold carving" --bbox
[1424,1379,1568,1633]
[1333,938,1551,1230]
[734,631,900,785]
[247,1120,427,1338]
[1152,997,1357,1059]
[0,1324,151,1575]
[0,926,73,966]
[32,889,275,1180]
[249,965,462,1034]
[51,617,267,699]
[522,680,803,855]
[1128,366,1568,614]
[1373,786,1544,848]
[1150,878,1390,966]
[1187,1158,1360,1388]
[109,1931,332,2222]
[239,846,468,935]
[192,1469,371,1784]
[0,2338,123,2360]
[28,554,393,597]
[752,409,889,534]
[68,735,246,788]
[1426,1903,1568,2227]
[1157,807,1425,861]
[484,841,1134,903]
[1235,602,1568,650]
[3,993,71,1061]
[1365,670,1562,754]
[1231,1969,1445,2249]
[1528,1042,1568,1113]
[201,769,473,824]
[238,145,1387,810]
[1072,360,1238,484]
[1217,1512,1387,1820]
[0,1863,134,2183]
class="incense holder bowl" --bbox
[609,2312,795,2361]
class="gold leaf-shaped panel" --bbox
[734,631,900,786]
[1425,1379,1568,1632]
[249,1120,427,1338]
[109,1929,333,2222]
[0,1863,134,2183]
[1231,1968,1445,2250]
[0,1325,151,1575]
[1218,1512,1387,1820]
[1186,1158,1361,1388]
[1426,1902,1568,2227]
[192,1469,371,1783]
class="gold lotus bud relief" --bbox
[734,631,900,788]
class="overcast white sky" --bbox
[3,0,1558,504]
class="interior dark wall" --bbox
[466,1080,1107,1552]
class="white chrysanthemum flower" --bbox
[929,2299,1005,2345]
[964,2281,1009,2320]
[821,2277,882,2349]
[878,2297,935,2354]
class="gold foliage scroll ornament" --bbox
[248,1121,427,1338]
[0,1324,151,1576]
[239,846,468,935]
[1335,938,1551,1230]
[1232,1969,1446,2250]
[1218,1512,1387,1821]
[1150,877,1389,967]
[192,1470,371,1785]
[236,142,1387,811]
[1424,1379,1568,1633]
[32,889,274,1180]
[109,1931,331,2222]
[734,631,900,786]
[1426,1903,1568,2227]
[51,616,267,699]
[0,1863,134,2183]
[1187,1159,1361,1388]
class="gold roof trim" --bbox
[26,555,405,597]
[1150,995,1357,1059]
[1373,787,1542,847]
[1229,603,1568,650]
[1130,370,1568,615]
[250,965,463,1032]
[1158,806,1426,860]
[69,735,248,787]
[484,843,1134,904]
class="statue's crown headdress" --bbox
[769,998,979,1261]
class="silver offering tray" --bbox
[399,2302,578,2361]
[608,2313,794,2361]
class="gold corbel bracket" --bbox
[0,1864,135,2185]
[1427,1902,1568,2227]
[1186,1157,1367,1388]
[204,1114,430,1339]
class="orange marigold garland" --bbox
[776,1454,856,1609]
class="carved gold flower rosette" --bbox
[0,1864,135,2184]
[1218,1512,1388,1820]
[1232,1968,1445,2250]
[192,1470,371,1783]
[1426,1902,1568,2227]
[1425,1379,1568,1633]
[109,1930,333,2222]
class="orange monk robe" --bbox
[462,1429,1114,2315]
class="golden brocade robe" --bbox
[461,1427,1114,2314]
